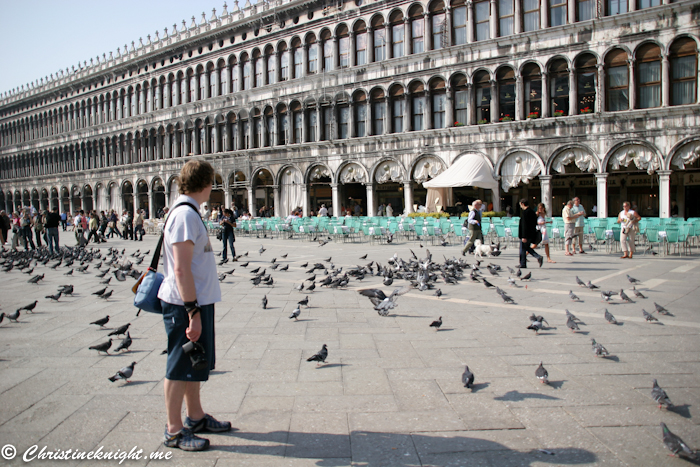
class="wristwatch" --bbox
[184,301,201,318]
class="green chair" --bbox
[665,227,682,256]
[610,226,621,254]
[644,226,663,256]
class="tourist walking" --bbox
[0,210,9,246]
[45,207,61,255]
[11,212,22,249]
[86,211,102,244]
[134,210,144,241]
[21,209,35,250]
[60,211,68,231]
[536,203,555,263]
[461,200,484,256]
[518,199,543,269]
[157,159,230,451]
[562,200,583,256]
[220,208,236,262]
[618,201,640,259]
[33,211,44,248]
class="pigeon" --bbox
[279,265,289,271]
[114,332,132,352]
[99,290,113,300]
[108,362,137,383]
[575,276,586,287]
[535,361,549,384]
[483,279,495,288]
[6,310,20,322]
[632,287,646,299]
[295,283,304,292]
[565,310,580,322]
[89,339,112,354]
[64,269,74,276]
[652,379,672,409]
[383,276,393,287]
[59,285,74,295]
[566,316,580,332]
[18,301,38,313]
[604,309,618,324]
[22,267,34,275]
[289,305,301,320]
[281,254,288,259]
[108,323,130,336]
[429,316,443,330]
[259,245,266,255]
[262,295,268,309]
[654,302,669,315]
[527,320,544,334]
[521,272,531,281]
[307,344,328,366]
[529,314,549,326]
[92,287,107,296]
[627,274,641,284]
[298,296,309,308]
[307,282,316,292]
[462,365,474,389]
[643,310,658,322]
[601,290,614,302]
[28,274,45,284]
[359,254,367,260]
[591,339,609,357]
[661,422,698,460]
[0,312,4,325]
[218,273,227,282]
[569,290,580,302]
[90,315,110,327]
[500,293,515,304]
[240,262,249,268]
[114,270,126,281]
[586,281,599,290]
[358,285,411,316]
[45,291,62,301]
[619,289,632,302]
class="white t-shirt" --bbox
[618,209,636,230]
[158,195,221,306]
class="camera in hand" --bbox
[182,341,208,371]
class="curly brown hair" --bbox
[177,160,215,194]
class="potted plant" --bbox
[554,110,565,117]
[580,106,592,114]
[527,111,539,119]
[499,115,513,122]
[478,119,488,124]
[454,121,465,127]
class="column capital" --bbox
[595,172,608,180]
[657,170,672,178]
[538,175,552,181]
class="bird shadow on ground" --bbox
[210,370,231,376]
[573,331,590,336]
[437,328,455,332]
[121,380,159,387]
[534,332,556,336]
[602,355,620,362]
[548,380,566,389]
[317,363,349,369]
[494,390,561,401]
[649,322,665,326]
[291,319,316,322]
[391,314,430,318]
[470,382,490,392]
[668,404,692,419]
[212,429,598,465]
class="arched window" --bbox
[371,89,386,135]
[550,0,567,27]
[307,104,318,142]
[607,0,627,15]
[576,53,597,114]
[390,11,404,58]
[337,100,350,139]
[219,63,228,95]
[605,49,628,111]
[291,102,302,143]
[409,82,426,130]
[670,38,697,106]
[338,25,350,68]
[430,1,446,50]
[242,55,251,90]
[307,35,318,74]
[241,113,250,149]
[278,105,288,145]
[208,65,216,97]
[452,75,469,126]
[266,50,276,85]
[497,68,515,121]
[322,103,332,140]
[253,51,263,87]
[280,44,289,81]
[475,1,490,41]
[430,79,447,128]
[228,114,238,150]
[355,22,368,65]
[390,85,405,133]
[198,69,206,100]
[409,6,425,53]
[292,38,303,78]
[321,30,333,71]
[265,108,274,147]
[522,63,542,118]
[373,16,386,61]
[474,71,491,123]
[549,59,570,116]
[499,0,515,37]
[354,92,367,137]
[637,43,661,109]
[452,0,467,45]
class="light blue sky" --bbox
[0,0,228,94]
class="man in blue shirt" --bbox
[461,200,483,255]
[571,197,586,254]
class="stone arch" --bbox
[335,160,369,184]
[602,140,663,174]
[410,154,447,182]
[547,144,600,175]
[370,157,407,183]
[495,148,545,192]
[305,163,333,184]
[667,135,700,170]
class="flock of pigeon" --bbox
[1,236,698,461]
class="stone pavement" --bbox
[0,232,699,466]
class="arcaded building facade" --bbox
[0,0,699,219]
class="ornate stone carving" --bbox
[374,160,402,183]
[671,141,700,170]
[500,151,542,192]
[551,148,597,174]
[609,144,659,175]
[412,157,444,182]
[339,163,366,184]
[309,165,331,181]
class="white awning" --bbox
[422,155,498,190]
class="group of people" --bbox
[460,196,643,265]
[0,206,61,255]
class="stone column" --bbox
[141,87,147,114]
[516,76,524,120]
[490,0,498,39]
[404,93,412,131]
[466,84,474,125]
[157,133,163,160]
[273,185,281,217]
[365,183,375,217]
[445,87,454,127]
[156,84,162,110]
[385,23,392,59]
[367,100,374,136]
[540,0,548,29]
[367,26,375,63]
[425,94,433,130]
[597,64,605,113]
[658,170,672,218]
[515,0,523,33]
[112,96,118,120]
[302,44,309,77]
[491,188,501,211]
[247,186,255,216]
[348,102,356,138]
[148,189,155,219]
[628,59,636,110]
[350,32,357,67]
[629,0,636,11]
[595,173,608,218]
[403,19,411,55]
[403,181,413,214]
[301,184,309,217]
[214,125,221,153]
[541,72,549,118]
[661,55,670,107]
[490,80,498,123]
[568,0,575,24]
[224,187,231,209]
[569,65,577,115]
[540,175,552,217]
[165,82,171,108]
[331,183,340,217]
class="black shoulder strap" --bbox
[149,202,202,272]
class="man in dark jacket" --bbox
[518,198,543,269]
[45,207,61,255]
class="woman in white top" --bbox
[617,201,641,259]
[536,203,555,263]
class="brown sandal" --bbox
[620,254,628,259]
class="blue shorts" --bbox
[162,301,216,381]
